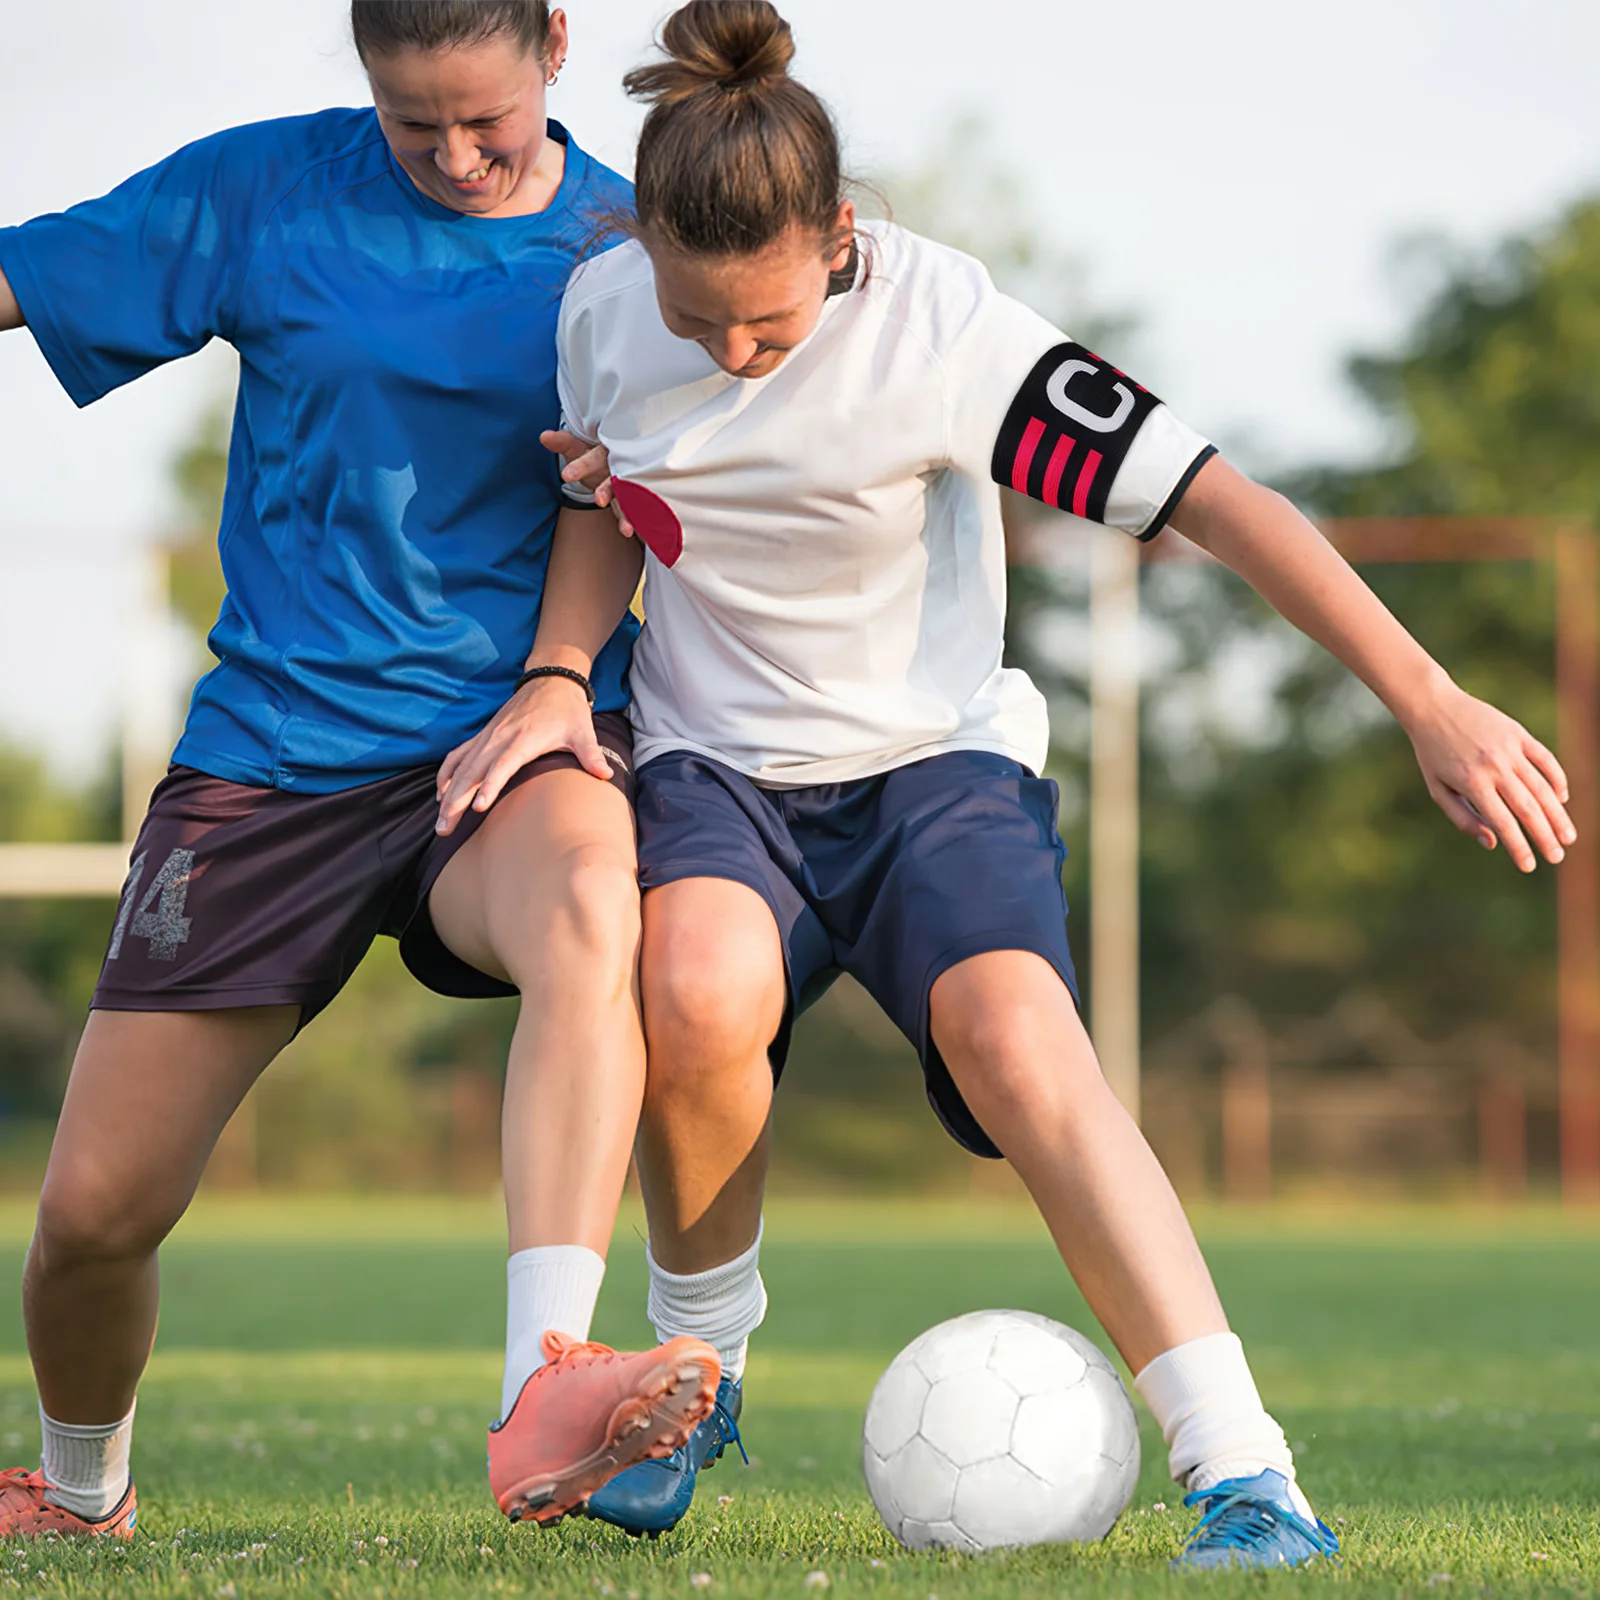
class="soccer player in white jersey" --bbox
[438,0,1576,1569]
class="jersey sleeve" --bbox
[941,260,1216,541]
[554,261,605,510]
[0,130,265,408]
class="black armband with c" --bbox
[990,342,1163,524]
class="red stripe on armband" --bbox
[1012,417,1047,495]
[1073,450,1103,519]
[1041,435,1076,509]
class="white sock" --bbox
[501,1245,607,1421]
[40,1404,135,1522]
[646,1225,768,1382]
[1134,1332,1316,1522]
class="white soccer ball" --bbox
[862,1310,1140,1552]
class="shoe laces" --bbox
[539,1332,620,1369]
[662,1389,748,1472]
[713,1393,749,1467]
[1180,1481,1338,1559]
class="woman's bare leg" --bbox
[928,950,1225,1374]
[632,879,785,1274]
[26,1007,298,1424]
[428,769,646,1258]
[432,776,733,1499]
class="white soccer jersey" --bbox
[557,222,1215,786]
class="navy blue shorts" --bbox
[635,748,1079,1159]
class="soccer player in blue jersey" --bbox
[442,0,1579,1569]
[0,0,721,1541]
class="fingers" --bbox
[540,429,590,464]
[469,752,522,817]
[1467,782,1539,874]
[1523,734,1573,811]
[436,741,469,799]
[1515,755,1577,854]
[437,687,617,835]
[566,444,610,486]
[437,744,492,834]
[1433,785,1498,854]
[612,497,636,539]
[1495,766,1567,867]
[435,776,482,837]
[575,732,615,784]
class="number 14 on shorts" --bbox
[108,848,195,963]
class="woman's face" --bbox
[647,208,857,381]
[366,16,567,218]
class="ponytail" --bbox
[625,1,848,258]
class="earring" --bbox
[547,61,564,86]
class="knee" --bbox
[34,1164,172,1274]
[643,947,782,1087]
[936,991,1100,1136]
[506,849,641,991]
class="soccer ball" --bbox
[862,1310,1140,1552]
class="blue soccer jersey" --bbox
[0,110,637,793]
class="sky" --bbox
[3,0,1600,775]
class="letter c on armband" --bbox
[1046,359,1136,435]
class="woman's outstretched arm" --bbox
[1171,453,1575,874]
[0,266,23,332]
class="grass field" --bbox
[0,1197,1597,1597]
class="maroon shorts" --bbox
[90,712,634,1026]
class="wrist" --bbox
[515,664,595,706]
[1383,659,1458,734]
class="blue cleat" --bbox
[584,1375,746,1536]
[1172,1470,1340,1571]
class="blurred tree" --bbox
[1293,197,1600,520]
[167,399,231,642]
[870,115,1134,350]
[1134,555,1557,1050]
[0,748,119,1126]
[1125,200,1600,1058]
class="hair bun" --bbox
[626,0,796,107]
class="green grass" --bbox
[0,1198,1598,1596]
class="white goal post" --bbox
[0,547,172,900]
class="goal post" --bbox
[0,544,174,900]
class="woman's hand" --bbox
[1403,680,1575,873]
[540,429,636,538]
[435,677,612,837]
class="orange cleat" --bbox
[488,1332,721,1526]
[0,1469,137,1540]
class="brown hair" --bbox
[624,1,847,258]
[351,0,550,64]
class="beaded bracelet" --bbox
[514,665,595,706]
